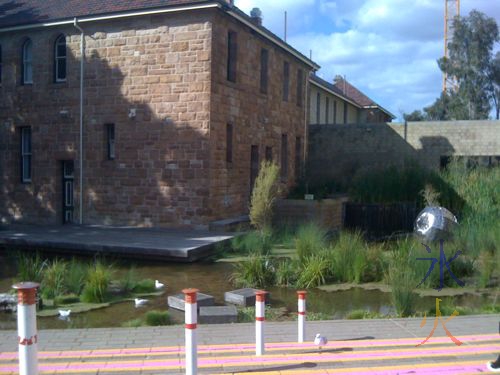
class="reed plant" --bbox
[330,231,367,283]
[132,278,156,293]
[249,161,281,232]
[65,258,88,295]
[42,259,67,299]
[119,266,139,294]
[230,254,275,288]
[296,252,330,288]
[231,231,273,256]
[81,260,112,303]
[275,259,298,286]
[17,251,46,283]
[295,223,328,263]
[145,310,171,326]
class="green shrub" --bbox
[296,253,329,288]
[17,252,46,283]
[42,259,67,299]
[119,267,139,294]
[230,254,275,288]
[362,245,386,282]
[122,319,143,327]
[249,161,281,232]
[54,294,80,305]
[330,231,367,283]
[145,310,171,326]
[295,223,328,263]
[231,231,273,256]
[237,307,255,323]
[65,258,88,295]
[275,259,298,286]
[132,279,156,294]
[81,261,111,303]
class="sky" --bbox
[234,0,500,121]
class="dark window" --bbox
[296,69,303,107]
[0,45,2,84]
[227,31,237,82]
[333,101,337,124]
[226,123,233,164]
[295,136,302,179]
[22,39,33,84]
[343,102,348,124]
[21,127,32,182]
[282,61,289,101]
[265,146,273,162]
[316,93,320,123]
[250,145,259,192]
[106,123,115,160]
[260,48,268,94]
[54,34,67,82]
[325,97,330,123]
[281,134,288,181]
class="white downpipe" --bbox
[73,18,85,225]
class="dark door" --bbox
[250,145,259,193]
[62,160,74,224]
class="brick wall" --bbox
[0,11,213,227]
[307,120,500,187]
[208,12,310,222]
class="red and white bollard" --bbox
[255,290,267,356]
[297,290,307,343]
[12,282,40,375]
[183,288,198,375]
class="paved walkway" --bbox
[0,315,498,374]
[0,224,234,262]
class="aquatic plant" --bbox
[16,251,46,283]
[132,278,156,294]
[145,310,171,326]
[42,259,67,299]
[249,161,281,232]
[230,254,275,288]
[65,258,88,295]
[330,231,367,283]
[81,261,112,303]
[295,223,328,263]
[296,253,329,288]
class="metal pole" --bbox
[297,290,306,343]
[13,282,40,375]
[284,11,287,42]
[255,290,266,356]
[74,18,85,224]
[183,288,198,375]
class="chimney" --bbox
[250,8,262,26]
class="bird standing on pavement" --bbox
[314,333,328,351]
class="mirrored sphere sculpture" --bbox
[414,206,458,242]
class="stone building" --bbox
[0,0,318,228]
[308,74,394,126]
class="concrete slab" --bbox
[0,224,234,262]
[199,306,238,324]
[224,288,270,307]
[167,292,215,311]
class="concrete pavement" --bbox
[0,314,498,374]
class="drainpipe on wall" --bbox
[303,73,310,179]
[73,18,85,225]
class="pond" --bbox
[0,251,489,330]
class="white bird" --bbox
[314,333,328,350]
[134,298,148,307]
[155,280,165,289]
[58,309,71,318]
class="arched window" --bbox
[54,34,66,82]
[22,39,33,84]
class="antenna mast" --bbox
[443,0,460,92]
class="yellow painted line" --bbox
[213,359,489,375]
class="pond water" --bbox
[0,251,489,330]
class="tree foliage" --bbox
[405,10,499,120]
[249,161,281,232]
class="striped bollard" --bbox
[297,290,307,343]
[13,282,40,375]
[255,290,267,356]
[183,288,199,375]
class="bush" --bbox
[275,259,298,286]
[331,231,367,283]
[231,231,273,256]
[42,259,67,299]
[296,253,330,288]
[295,223,328,263]
[17,252,46,283]
[249,161,281,232]
[65,258,88,295]
[145,310,171,326]
[81,261,111,303]
[230,254,275,288]
[132,279,156,294]
[119,267,139,294]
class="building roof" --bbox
[333,76,395,119]
[0,0,213,29]
[309,74,361,109]
[0,0,319,70]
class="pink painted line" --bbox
[0,334,497,360]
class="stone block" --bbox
[199,305,237,324]
[224,288,269,307]
[167,292,214,311]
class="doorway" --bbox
[62,160,74,224]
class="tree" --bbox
[489,51,500,119]
[438,10,499,120]
[403,110,426,122]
